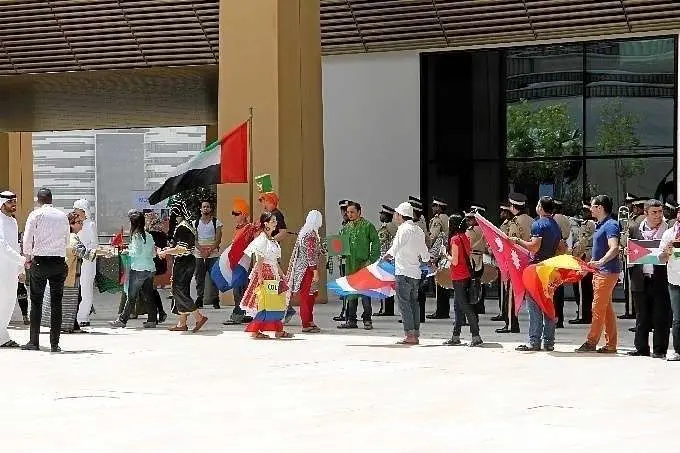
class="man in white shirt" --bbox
[385,202,430,345]
[22,188,70,353]
[0,191,26,348]
[73,199,98,326]
[193,200,223,309]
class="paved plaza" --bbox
[4,292,680,453]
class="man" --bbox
[659,207,680,361]
[575,195,621,353]
[491,203,512,322]
[194,200,223,309]
[0,191,26,348]
[376,204,397,317]
[73,199,97,326]
[494,203,520,332]
[427,196,451,319]
[552,199,572,328]
[409,196,429,323]
[337,201,380,330]
[334,199,351,322]
[224,198,252,325]
[497,193,533,334]
[664,200,678,228]
[22,188,70,353]
[627,199,671,358]
[570,202,596,324]
[385,202,430,345]
[465,204,486,315]
[512,196,562,352]
[619,195,645,320]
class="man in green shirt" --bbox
[337,201,380,330]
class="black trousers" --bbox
[572,273,593,322]
[501,282,520,331]
[633,277,671,355]
[554,285,565,326]
[194,256,219,307]
[17,283,28,316]
[29,256,67,348]
[383,296,395,316]
[171,255,197,314]
[434,285,450,317]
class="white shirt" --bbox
[245,232,281,277]
[660,226,680,286]
[387,220,430,279]
[23,204,70,258]
[194,217,223,258]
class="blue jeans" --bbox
[395,275,420,334]
[346,295,372,323]
[527,294,555,348]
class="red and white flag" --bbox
[475,213,531,311]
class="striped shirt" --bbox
[23,204,70,258]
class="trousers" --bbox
[29,256,67,348]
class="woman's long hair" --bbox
[259,211,276,235]
[129,211,147,243]
[448,213,467,242]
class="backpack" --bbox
[195,217,218,234]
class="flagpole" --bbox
[248,106,254,219]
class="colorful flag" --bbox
[211,223,258,292]
[522,255,593,320]
[326,234,349,256]
[328,260,397,299]
[148,121,249,205]
[627,239,662,265]
[474,213,531,310]
[245,281,287,333]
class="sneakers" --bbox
[469,336,483,347]
[109,320,126,328]
[363,321,373,330]
[575,342,596,353]
[443,336,462,346]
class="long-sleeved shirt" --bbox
[387,220,430,279]
[341,217,380,274]
[0,211,20,256]
[23,204,70,258]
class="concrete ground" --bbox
[3,292,679,453]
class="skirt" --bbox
[242,263,284,333]
[41,285,80,332]
[171,255,197,315]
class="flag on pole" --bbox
[627,239,662,265]
[474,213,531,310]
[210,223,258,292]
[148,121,249,205]
[522,255,593,320]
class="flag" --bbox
[211,223,258,292]
[474,213,531,310]
[328,260,397,299]
[148,121,249,205]
[110,229,124,248]
[627,239,662,265]
[522,255,593,320]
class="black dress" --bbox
[170,223,197,314]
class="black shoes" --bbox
[158,312,168,324]
[627,350,650,357]
[337,322,358,329]
[495,327,520,334]
[568,318,591,325]
[490,315,504,322]
[516,344,541,352]
[143,322,157,328]
[21,343,39,351]
[426,313,450,320]
[333,315,346,322]
[51,346,62,353]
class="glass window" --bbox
[585,38,676,156]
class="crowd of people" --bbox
[2,184,680,362]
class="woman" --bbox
[145,211,169,323]
[241,212,293,339]
[443,213,483,347]
[285,210,325,333]
[158,202,208,333]
[110,210,158,328]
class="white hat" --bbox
[0,190,16,200]
[395,202,414,218]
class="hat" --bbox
[233,197,249,215]
[258,191,279,207]
[409,196,423,212]
[508,192,527,207]
[625,192,638,203]
[338,199,350,208]
[380,204,395,215]
[432,197,447,207]
[553,199,563,206]
[632,197,647,206]
[0,190,16,201]
[665,200,678,210]
[499,203,512,212]
[395,202,414,218]
[408,196,422,204]
[469,203,486,213]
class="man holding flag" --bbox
[510,196,562,352]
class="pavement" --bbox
[3,292,680,453]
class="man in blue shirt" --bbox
[575,195,621,353]
[510,196,562,351]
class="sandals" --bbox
[275,331,294,339]
[302,326,321,333]
[0,340,20,348]
[251,332,271,340]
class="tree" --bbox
[169,186,217,219]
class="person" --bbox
[408,196,428,322]
[491,203,513,323]
[240,212,293,339]
[376,204,397,317]
[73,199,98,327]
[659,207,680,361]
[22,188,70,353]
[158,202,208,333]
[511,196,562,352]
[285,210,325,333]
[442,213,483,347]
[664,200,678,228]
[627,199,671,358]
[0,191,26,348]
[575,195,621,353]
[385,202,430,345]
[465,205,487,315]
[333,199,351,322]
[224,198,253,325]
[619,194,645,320]
[145,211,168,324]
[570,202,596,324]
[194,200,223,309]
[427,196,451,319]
[110,210,158,328]
[337,201,380,330]
[17,229,29,325]
[552,199,572,328]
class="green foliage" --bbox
[169,186,217,219]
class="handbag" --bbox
[459,237,482,305]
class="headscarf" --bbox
[258,191,279,208]
[170,200,193,222]
[233,197,250,215]
[73,199,92,220]
[0,190,16,208]
[297,210,323,243]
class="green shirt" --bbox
[341,217,380,274]
[128,233,156,272]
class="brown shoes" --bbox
[192,316,208,333]
[168,325,188,332]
